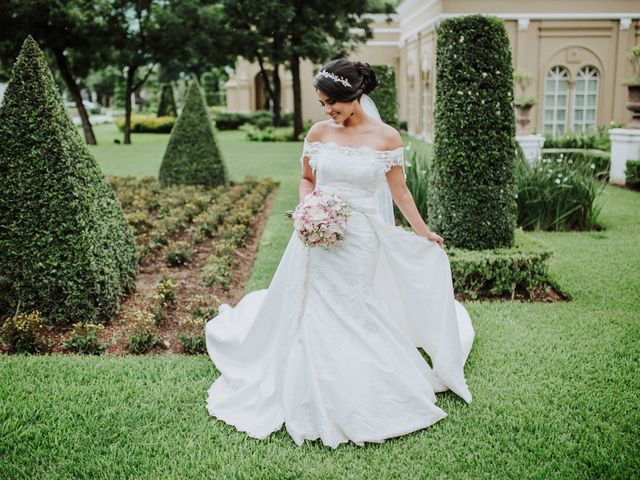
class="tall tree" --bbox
[223,0,377,138]
[0,0,121,145]
[109,0,236,144]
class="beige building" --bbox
[225,0,640,140]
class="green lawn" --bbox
[1,125,638,479]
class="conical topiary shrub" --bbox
[158,78,229,188]
[0,36,139,326]
[157,83,177,117]
[428,15,517,250]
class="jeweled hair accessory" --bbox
[316,69,352,88]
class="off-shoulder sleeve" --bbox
[299,139,320,165]
[382,148,407,180]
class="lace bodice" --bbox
[299,139,407,194]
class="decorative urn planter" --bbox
[515,103,534,135]
[623,82,640,129]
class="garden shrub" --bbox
[543,126,614,151]
[186,294,219,322]
[62,323,107,355]
[516,151,605,231]
[213,112,252,130]
[115,115,175,133]
[542,149,610,181]
[165,240,192,267]
[157,83,177,117]
[0,36,138,326]
[370,65,399,128]
[151,274,178,325]
[159,78,229,188]
[178,317,207,354]
[429,15,518,250]
[626,160,640,189]
[447,228,562,299]
[0,309,49,354]
[126,311,158,354]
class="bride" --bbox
[205,58,475,449]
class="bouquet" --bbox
[284,189,352,249]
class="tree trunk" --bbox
[291,54,303,140]
[256,54,275,114]
[273,64,282,127]
[124,65,136,145]
[51,47,97,145]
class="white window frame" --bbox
[543,65,570,136]
[572,66,599,133]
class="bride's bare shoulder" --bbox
[376,122,403,150]
[304,121,332,143]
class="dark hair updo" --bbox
[313,58,380,103]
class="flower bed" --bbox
[1,175,279,355]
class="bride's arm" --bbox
[299,162,315,203]
[386,169,431,236]
[384,133,445,248]
[298,123,322,203]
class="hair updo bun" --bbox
[313,58,380,102]
[354,61,379,95]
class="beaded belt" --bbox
[346,201,378,216]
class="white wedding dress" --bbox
[205,138,475,448]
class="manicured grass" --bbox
[1,124,638,479]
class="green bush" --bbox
[165,240,192,267]
[0,309,49,354]
[543,126,614,151]
[370,65,399,128]
[151,275,178,325]
[115,114,175,133]
[240,124,292,141]
[516,151,605,231]
[62,323,107,355]
[157,83,177,117]
[159,78,229,188]
[213,112,252,130]
[428,15,517,250]
[126,311,158,354]
[541,149,610,181]
[250,110,274,129]
[0,36,138,326]
[447,228,561,299]
[178,316,207,354]
[626,160,640,189]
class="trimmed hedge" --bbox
[369,65,399,128]
[543,126,613,151]
[115,115,176,133]
[429,15,518,250]
[0,36,138,326]
[626,160,640,189]
[159,78,229,188]
[157,83,177,117]
[447,228,561,300]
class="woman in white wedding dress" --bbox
[205,59,474,449]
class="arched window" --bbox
[573,66,599,133]
[543,66,569,136]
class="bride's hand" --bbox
[423,231,445,249]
